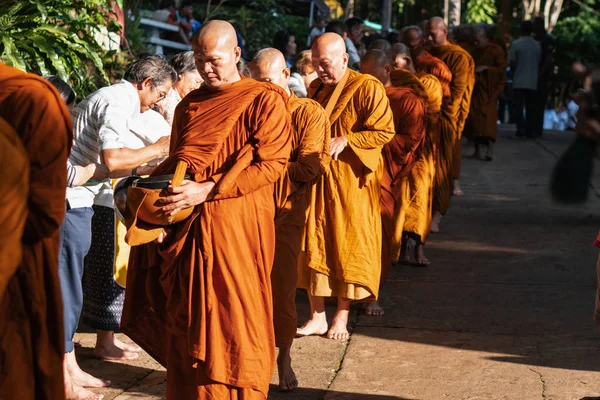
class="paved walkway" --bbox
[76,126,600,399]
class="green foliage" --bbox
[0,0,121,96]
[465,0,497,24]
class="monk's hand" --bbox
[330,136,349,161]
[162,180,216,215]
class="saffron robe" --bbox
[429,44,475,206]
[121,77,293,399]
[381,73,427,280]
[0,64,72,400]
[299,69,395,301]
[272,93,330,348]
[464,44,507,142]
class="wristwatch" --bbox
[132,167,138,176]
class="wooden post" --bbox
[381,0,392,32]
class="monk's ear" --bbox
[233,46,242,64]
[342,52,349,67]
[405,56,413,68]
[384,64,393,75]
[283,68,291,80]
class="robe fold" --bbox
[121,77,293,399]
[0,64,72,400]
[464,44,507,142]
[381,71,427,281]
[272,93,329,348]
[299,69,395,301]
[429,43,475,208]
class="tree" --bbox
[465,0,498,24]
[447,0,462,27]
[521,0,564,31]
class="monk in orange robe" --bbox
[0,63,72,400]
[360,49,427,316]
[121,21,293,399]
[464,25,507,161]
[249,48,330,392]
[399,26,454,234]
[426,17,475,230]
[296,33,395,339]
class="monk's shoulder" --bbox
[352,71,386,98]
[253,81,289,106]
[292,97,326,117]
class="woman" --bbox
[274,29,297,69]
[464,25,507,161]
[156,51,203,125]
[288,50,318,98]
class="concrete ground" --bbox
[75,126,600,400]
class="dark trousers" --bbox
[533,84,550,137]
[498,97,514,124]
[513,88,538,137]
[58,204,93,352]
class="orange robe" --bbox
[121,77,293,399]
[464,44,507,142]
[299,69,395,301]
[381,72,427,282]
[0,64,72,400]
[272,93,330,348]
[430,43,475,202]
[414,52,455,215]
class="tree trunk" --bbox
[448,0,461,27]
[344,0,354,18]
[544,0,564,32]
[381,0,392,31]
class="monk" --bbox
[426,17,475,230]
[368,38,392,53]
[296,33,395,339]
[360,49,427,316]
[399,26,453,234]
[121,21,293,399]
[0,63,72,400]
[464,25,507,161]
[249,48,330,391]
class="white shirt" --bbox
[288,72,307,98]
[345,38,361,70]
[567,100,579,129]
[67,80,142,209]
[543,109,558,130]
[556,110,569,131]
[508,36,541,90]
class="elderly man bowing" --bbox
[121,21,293,399]
[296,33,395,340]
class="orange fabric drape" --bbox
[122,77,293,399]
[0,63,72,400]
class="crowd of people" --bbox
[1,11,584,400]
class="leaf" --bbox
[30,34,68,80]
[1,36,27,71]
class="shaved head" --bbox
[192,20,242,89]
[399,25,425,57]
[360,49,392,87]
[312,32,349,85]
[368,39,392,53]
[389,43,415,73]
[249,48,290,93]
[426,17,449,47]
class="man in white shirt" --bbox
[60,55,175,399]
[508,20,541,138]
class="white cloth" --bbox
[556,110,569,131]
[543,109,558,130]
[288,72,307,98]
[567,100,579,129]
[345,37,361,70]
[508,36,541,90]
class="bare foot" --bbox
[277,347,298,391]
[365,301,384,316]
[65,381,104,400]
[453,180,464,196]
[431,212,442,233]
[93,345,139,361]
[327,313,349,340]
[65,351,110,388]
[113,336,141,353]
[296,317,328,337]
[414,244,431,267]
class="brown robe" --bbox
[121,77,293,399]
[381,73,427,281]
[0,64,72,400]
[272,93,329,348]
[299,69,395,301]
[464,43,507,142]
[429,43,475,203]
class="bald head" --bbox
[249,48,290,93]
[312,32,349,86]
[426,17,449,47]
[389,43,414,73]
[399,25,425,56]
[368,39,392,53]
[192,20,241,89]
[360,49,392,86]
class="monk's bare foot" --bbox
[327,312,349,340]
[296,316,328,337]
[414,244,431,267]
[66,381,104,400]
[113,336,141,352]
[65,351,110,388]
[453,180,464,196]
[277,346,298,391]
[365,301,384,316]
[94,330,139,361]
[431,212,442,233]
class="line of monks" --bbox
[0,16,509,400]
